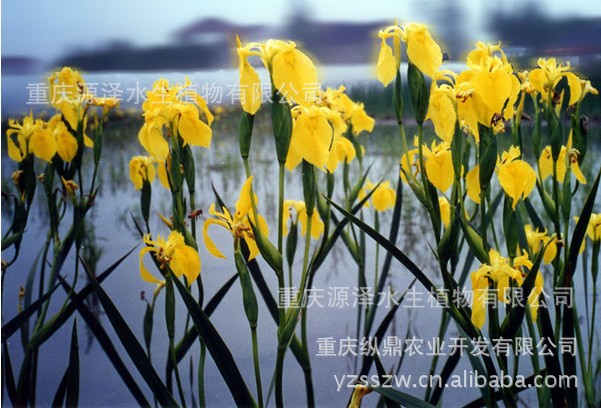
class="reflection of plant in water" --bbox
[2,21,601,408]
[81,218,103,353]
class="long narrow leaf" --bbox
[327,198,435,292]
[65,320,79,407]
[175,273,238,365]
[2,283,60,341]
[170,271,257,408]
[58,275,150,407]
[564,165,601,287]
[537,300,567,406]
[2,341,18,405]
[499,247,545,338]
[83,264,178,407]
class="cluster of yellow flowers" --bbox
[6,67,118,165]
[375,22,599,332]
[236,37,375,172]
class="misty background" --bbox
[3,0,601,75]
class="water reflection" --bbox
[1,110,600,406]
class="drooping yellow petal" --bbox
[157,160,171,190]
[527,272,544,322]
[497,159,537,210]
[178,110,212,148]
[538,146,555,181]
[376,39,397,87]
[271,48,318,107]
[239,58,262,115]
[6,132,25,162]
[139,123,169,161]
[350,106,375,135]
[139,247,164,285]
[427,86,456,143]
[29,129,57,162]
[202,218,229,259]
[439,196,451,227]
[470,274,489,329]
[129,156,157,190]
[235,176,255,222]
[565,72,582,106]
[371,181,396,212]
[425,145,454,193]
[466,165,481,204]
[571,160,587,185]
[404,23,443,78]
[171,245,201,285]
[286,107,332,170]
[84,134,94,148]
[324,135,356,173]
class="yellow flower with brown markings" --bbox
[528,58,582,107]
[496,146,536,210]
[203,177,269,260]
[524,224,558,264]
[471,249,542,328]
[129,156,157,190]
[139,78,213,160]
[538,132,586,185]
[283,200,324,240]
[139,230,200,286]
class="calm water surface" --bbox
[2,70,600,407]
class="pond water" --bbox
[2,71,600,407]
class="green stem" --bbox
[251,327,264,408]
[278,163,285,254]
[198,342,206,408]
[300,303,315,408]
[275,345,286,408]
[587,243,599,379]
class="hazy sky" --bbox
[3,0,600,60]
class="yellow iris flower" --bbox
[496,146,536,210]
[139,230,201,286]
[376,22,443,85]
[358,180,397,212]
[286,105,345,171]
[48,115,78,162]
[471,249,542,328]
[139,78,213,160]
[318,86,375,135]
[236,37,318,111]
[586,214,601,242]
[400,148,420,183]
[283,200,324,240]
[455,42,520,140]
[203,177,269,260]
[528,58,582,107]
[324,135,356,173]
[6,112,55,162]
[129,156,157,190]
[48,67,88,131]
[6,113,79,163]
[424,140,454,193]
[538,132,586,185]
[524,224,558,264]
[427,83,457,144]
